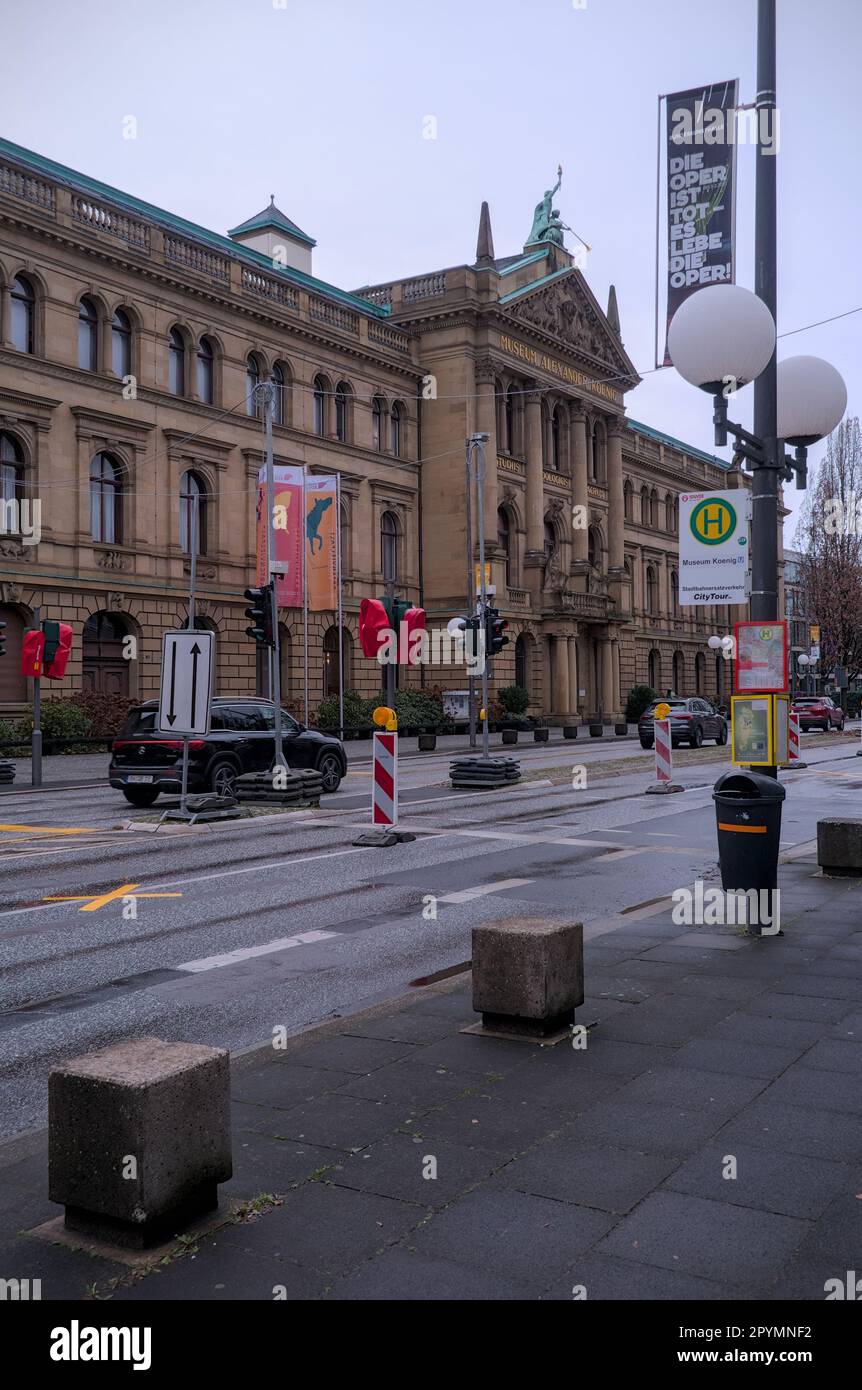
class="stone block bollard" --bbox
[817,818,862,876]
[49,1037,232,1249]
[472,917,584,1039]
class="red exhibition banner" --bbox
[257,465,304,609]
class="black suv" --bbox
[110,698,347,806]
[638,697,729,750]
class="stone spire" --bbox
[607,284,621,336]
[475,201,495,267]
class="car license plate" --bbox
[127,774,154,784]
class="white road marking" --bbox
[595,848,648,861]
[438,878,533,904]
[176,929,339,973]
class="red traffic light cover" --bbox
[401,606,427,665]
[359,597,391,659]
[21,628,46,678]
[44,622,73,680]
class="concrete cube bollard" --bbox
[472,917,584,1038]
[817,817,862,876]
[49,1037,232,1249]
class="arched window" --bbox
[650,488,659,528]
[0,432,24,508]
[340,497,352,578]
[671,569,679,615]
[78,296,99,372]
[588,525,602,569]
[381,510,398,582]
[313,375,327,435]
[82,611,133,696]
[497,507,512,587]
[544,519,556,567]
[623,479,634,520]
[646,564,658,612]
[515,634,529,694]
[110,308,132,377]
[371,396,384,451]
[196,337,214,404]
[335,382,349,442]
[180,470,207,555]
[90,453,122,544]
[648,649,661,692]
[505,386,517,455]
[323,626,351,699]
[272,362,287,425]
[665,493,675,533]
[390,402,404,457]
[695,652,705,695]
[640,486,650,526]
[246,354,262,417]
[672,651,685,693]
[673,496,679,531]
[168,327,185,396]
[10,275,35,354]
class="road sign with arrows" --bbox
[158,631,213,736]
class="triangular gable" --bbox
[500,268,639,390]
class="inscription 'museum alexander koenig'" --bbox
[499,335,621,404]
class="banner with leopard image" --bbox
[304,474,339,611]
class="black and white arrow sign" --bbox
[158,631,213,736]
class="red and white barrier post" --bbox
[788,710,800,763]
[645,710,683,795]
[372,731,398,828]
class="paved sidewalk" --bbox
[2,850,861,1301]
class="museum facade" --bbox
[0,137,755,723]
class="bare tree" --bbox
[794,417,862,685]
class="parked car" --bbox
[109,698,347,805]
[639,697,728,750]
[791,695,845,732]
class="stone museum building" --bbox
[0,136,754,722]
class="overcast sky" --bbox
[4,0,859,540]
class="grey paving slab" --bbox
[793,1191,862,1266]
[761,1065,862,1116]
[567,1098,726,1156]
[664,974,769,1002]
[399,1093,556,1156]
[222,1135,343,1200]
[487,1057,629,1114]
[670,931,747,951]
[217,1180,422,1277]
[716,1099,862,1163]
[0,1233,126,1300]
[404,1033,540,1077]
[828,1011,862,1040]
[596,1190,809,1285]
[253,1092,414,1150]
[289,1035,419,1074]
[411,1188,613,1282]
[773,974,862,1001]
[798,1039,862,1075]
[661,1141,855,1220]
[703,1010,829,1051]
[762,1255,859,1302]
[329,1132,507,1206]
[111,1237,322,1301]
[597,995,737,1046]
[342,1013,459,1045]
[336,1058,490,1108]
[668,1037,803,1079]
[491,1137,680,1214]
[324,1248,544,1300]
[547,1252,740,1301]
[611,1065,768,1121]
[233,1063,357,1110]
[745,992,854,1023]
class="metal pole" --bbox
[302,468,309,727]
[31,604,41,788]
[262,382,285,768]
[473,433,490,761]
[751,0,779,776]
[336,472,344,740]
[179,496,197,815]
[465,442,476,749]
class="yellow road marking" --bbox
[43,882,183,912]
[0,823,98,835]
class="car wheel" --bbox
[122,786,159,807]
[716,723,728,745]
[639,739,654,750]
[317,752,343,793]
[209,760,238,798]
[690,725,704,748]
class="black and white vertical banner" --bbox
[656,79,739,367]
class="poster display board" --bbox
[679,491,750,605]
[773,693,790,765]
[734,620,789,694]
[731,695,773,767]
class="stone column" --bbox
[600,637,614,717]
[552,634,570,714]
[524,387,544,554]
[570,404,589,572]
[612,639,621,719]
[474,362,499,548]
[567,636,579,717]
[0,281,12,346]
[607,418,625,572]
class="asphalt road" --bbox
[0,734,859,1141]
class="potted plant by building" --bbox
[615,721,628,736]
[589,713,604,737]
[534,722,549,742]
[418,730,437,751]
[563,723,578,739]
[502,727,518,745]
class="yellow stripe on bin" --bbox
[717,822,768,834]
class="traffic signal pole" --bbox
[261,382,286,770]
[469,433,491,761]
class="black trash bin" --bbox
[713,769,786,895]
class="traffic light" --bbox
[400,605,427,665]
[0,621,5,658]
[359,597,391,659]
[244,582,275,647]
[42,621,73,679]
[486,606,509,656]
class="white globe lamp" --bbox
[668,285,776,393]
[777,356,847,446]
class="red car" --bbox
[791,696,845,732]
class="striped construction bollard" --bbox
[788,711,800,763]
[372,730,398,828]
[645,715,683,795]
